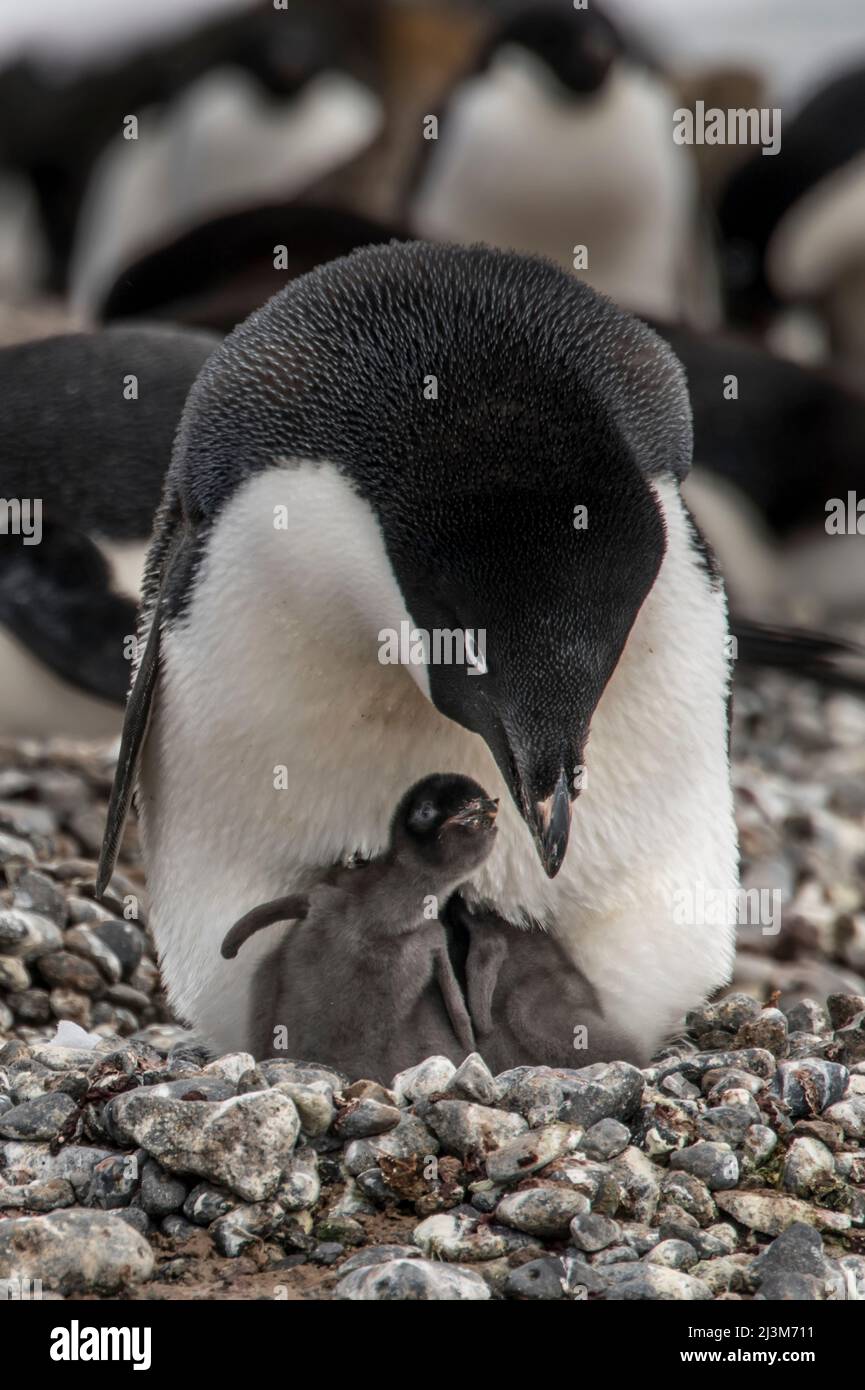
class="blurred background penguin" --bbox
[0,0,864,716]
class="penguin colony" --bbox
[0,2,862,1083]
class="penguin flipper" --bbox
[221,895,310,959]
[433,944,475,1056]
[0,528,135,704]
[464,920,510,1037]
[97,590,162,897]
[732,616,865,694]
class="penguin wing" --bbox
[0,526,135,703]
[433,944,475,1056]
[732,617,865,694]
[464,920,510,1037]
[221,895,310,959]
[97,517,187,895]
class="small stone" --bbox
[277,1147,320,1212]
[734,1008,788,1056]
[569,1211,620,1253]
[702,1067,764,1098]
[202,1053,257,1086]
[334,1257,490,1300]
[827,993,865,1029]
[271,1081,334,1136]
[782,1137,835,1197]
[211,1201,283,1257]
[140,1160,187,1218]
[11,870,66,924]
[716,1189,851,1236]
[485,1123,578,1184]
[785,999,830,1035]
[107,1089,301,1202]
[86,1153,140,1209]
[333,1099,401,1140]
[64,926,123,984]
[116,1207,151,1236]
[659,1049,776,1083]
[837,1012,865,1065]
[0,955,30,991]
[580,1117,630,1159]
[823,1095,865,1139]
[691,1223,739,1258]
[183,1183,236,1226]
[311,1242,343,1266]
[557,1061,645,1128]
[447,1052,498,1105]
[696,1104,759,1146]
[659,1171,717,1225]
[315,1215,365,1246]
[686,994,760,1036]
[505,1256,566,1300]
[91,921,144,978]
[37,950,104,994]
[414,1210,511,1261]
[741,1123,778,1171]
[774,1059,848,1119]
[0,911,63,959]
[610,1146,662,1222]
[0,1209,153,1294]
[391,1056,457,1105]
[602,1264,711,1300]
[161,1214,197,1241]
[338,1245,421,1275]
[495,1185,590,1238]
[49,989,92,1027]
[0,1091,77,1141]
[424,1100,527,1159]
[646,1238,698,1270]
[0,1178,75,1211]
[344,1113,438,1176]
[669,1142,739,1191]
[753,1221,834,1300]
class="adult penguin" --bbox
[100,242,738,1063]
[0,324,217,735]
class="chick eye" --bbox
[410,801,437,828]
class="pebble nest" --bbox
[0,671,864,1300]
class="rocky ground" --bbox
[1,671,865,1300]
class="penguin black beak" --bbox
[531,769,573,878]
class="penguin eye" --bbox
[409,801,438,830]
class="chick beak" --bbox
[445,796,500,829]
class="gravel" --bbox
[2,679,865,1298]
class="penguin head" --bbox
[175,242,691,880]
[392,773,499,878]
[480,4,628,100]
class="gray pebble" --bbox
[569,1212,620,1253]
[669,1142,739,1191]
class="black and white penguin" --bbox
[99,241,737,1064]
[405,4,699,319]
[718,63,865,376]
[98,203,407,334]
[0,324,217,735]
[0,0,381,294]
[652,319,865,621]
